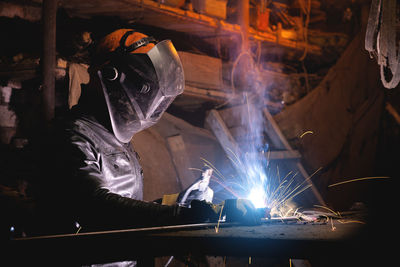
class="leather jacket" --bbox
[39,107,180,233]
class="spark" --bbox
[330,218,336,231]
[300,130,314,138]
[215,203,225,234]
[328,176,390,188]
[314,205,340,217]
[76,226,82,234]
[75,221,82,234]
[338,220,366,225]
[313,205,366,229]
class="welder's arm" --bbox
[61,137,192,229]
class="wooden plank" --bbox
[59,0,322,55]
[162,113,216,141]
[229,125,253,140]
[184,85,233,99]
[263,108,292,150]
[166,135,196,190]
[205,109,240,158]
[178,51,223,90]
[386,102,400,125]
[0,2,42,22]
[182,90,227,103]
[218,104,260,128]
[191,0,227,19]
[181,87,282,113]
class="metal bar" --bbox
[42,0,58,122]
[6,220,367,265]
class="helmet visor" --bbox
[98,40,184,143]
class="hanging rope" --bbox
[365,0,400,89]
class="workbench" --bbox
[5,217,380,266]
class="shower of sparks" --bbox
[197,95,389,222]
[313,205,366,225]
[314,204,340,216]
[201,152,321,218]
[201,97,322,219]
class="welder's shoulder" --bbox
[66,118,99,144]
[61,117,104,161]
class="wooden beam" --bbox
[182,87,228,103]
[386,102,400,125]
[263,108,326,206]
[58,0,322,55]
[218,104,257,128]
[178,51,223,90]
[0,2,42,22]
[263,108,292,150]
[166,135,196,190]
[42,0,58,122]
[238,0,250,51]
[205,109,240,158]
[162,113,216,141]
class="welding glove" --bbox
[176,199,221,224]
[223,199,265,225]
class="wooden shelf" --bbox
[60,0,322,55]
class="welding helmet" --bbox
[96,29,184,143]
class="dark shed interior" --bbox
[0,0,397,266]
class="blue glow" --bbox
[247,187,267,208]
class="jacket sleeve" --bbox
[60,130,182,230]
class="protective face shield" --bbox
[98,33,184,143]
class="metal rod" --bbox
[42,0,58,122]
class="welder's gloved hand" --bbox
[189,199,221,222]
[224,199,264,225]
[177,168,214,207]
[176,200,221,224]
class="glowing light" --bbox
[247,187,267,208]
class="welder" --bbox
[34,29,261,239]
